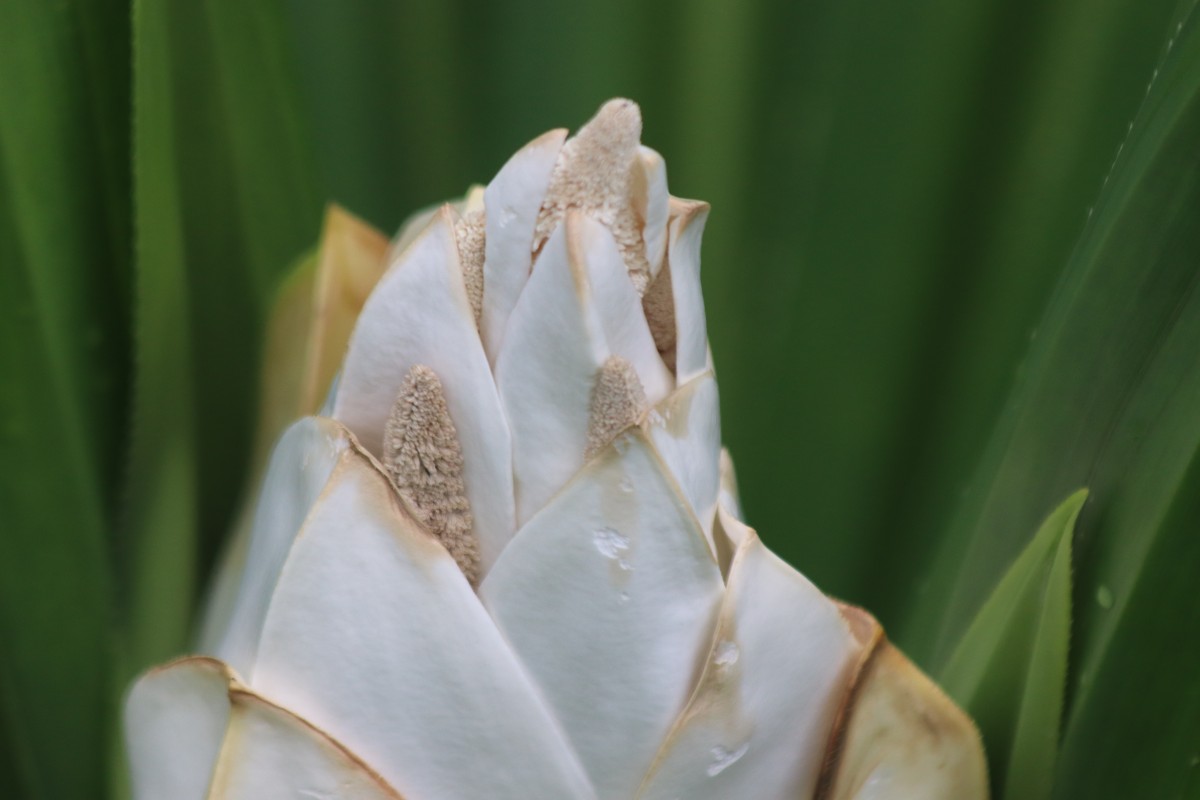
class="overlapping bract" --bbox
[126,100,987,800]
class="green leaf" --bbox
[941,490,1084,800]
[902,4,1200,796]
[125,0,321,669]
[620,0,1184,633]
[126,0,200,670]
[285,2,473,228]
[909,0,1200,675]
[0,1,129,797]
[1052,447,1200,798]
[283,0,689,232]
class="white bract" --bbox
[125,100,988,800]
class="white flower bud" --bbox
[126,100,987,800]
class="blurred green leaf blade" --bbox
[127,0,201,668]
[125,0,321,669]
[904,4,1200,796]
[702,0,1181,624]
[941,490,1083,800]
[1053,446,1200,799]
[0,0,131,797]
[913,0,1200,665]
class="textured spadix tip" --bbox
[579,98,643,154]
[536,97,653,292]
[382,364,480,585]
[586,356,649,460]
[454,209,486,325]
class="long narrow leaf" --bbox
[913,1,1200,670]
[690,0,1181,617]
[941,491,1083,800]
[0,1,129,797]
[126,0,200,668]
[1053,445,1200,797]
[124,0,321,671]
[907,4,1200,796]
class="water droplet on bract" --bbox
[497,206,517,228]
[860,765,895,796]
[1096,585,1114,609]
[593,527,632,570]
[713,640,739,671]
[618,477,634,494]
[646,409,666,428]
[619,591,630,604]
[706,743,749,777]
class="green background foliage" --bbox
[1,0,1198,797]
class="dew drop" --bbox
[594,527,632,570]
[706,743,749,777]
[713,640,740,671]
[859,765,895,798]
[1096,585,1114,609]
[646,409,666,428]
[618,477,634,494]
